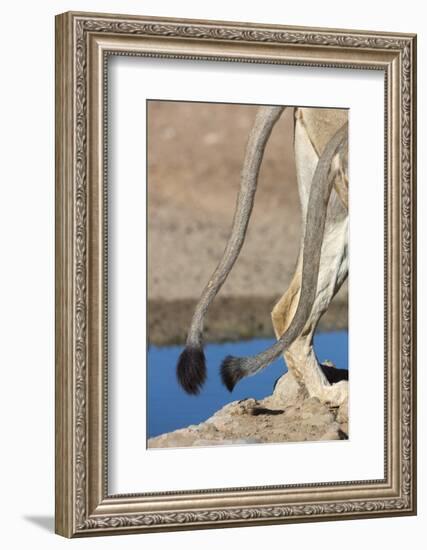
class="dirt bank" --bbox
[148,295,347,346]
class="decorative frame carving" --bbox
[55,11,417,537]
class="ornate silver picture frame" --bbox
[55,11,417,537]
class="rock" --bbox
[319,423,344,441]
[193,438,262,447]
[147,372,351,449]
[268,371,307,406]
[337,397,349,423]
[339,423,349,437]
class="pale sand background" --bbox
[147,101,347,344]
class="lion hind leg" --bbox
[271,220,349,407]
[271,262,329,391]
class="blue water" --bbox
[147,331,348,438]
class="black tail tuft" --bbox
[176,346,207,395]
[220,355,246,392]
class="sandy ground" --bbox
[147,101,347,344]
[148,371,349,448]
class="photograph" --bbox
[146,100,349,449]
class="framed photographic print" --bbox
[55,11,417,537]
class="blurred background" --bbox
[147,100,348,346]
